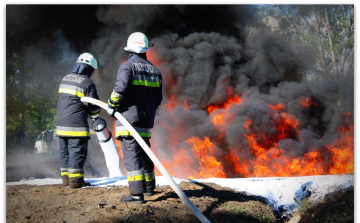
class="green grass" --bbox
[325,212,348,223]
[297,199,315,212]
[221,202,276,223]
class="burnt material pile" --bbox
[6,5,354,180]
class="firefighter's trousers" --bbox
[59,137,88,180]
[119,137,155,195]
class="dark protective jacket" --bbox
[111,53,163,138]
[56,63,100,138]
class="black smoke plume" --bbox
[6,5,354,178]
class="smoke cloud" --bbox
[7,5,354,178]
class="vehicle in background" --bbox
[34,130,60,155]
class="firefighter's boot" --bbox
[69,177,91,188]
[145,191,155,196]
[121,194,145,204]
[62,175,69,186]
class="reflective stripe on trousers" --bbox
[68,168,85,178]
[127,169,154,182]
[60,167,69,176]
[120,137,155,194]
[59,137,88,179]
[145,170,155,182]
[127,168,145,182]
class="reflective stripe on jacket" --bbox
[56,72,100,138]
[112,54,163,139]
[56,126,90,137]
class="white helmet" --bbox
[76,52,98,69]
[124,32,149,54]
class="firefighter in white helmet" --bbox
[56,52,102,188]
[107,32,163,203]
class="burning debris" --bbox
[6,5,353,180]
[5,5,354,223]
[106,31,354,180]
[86,6,354,181]
[144,35,353,180]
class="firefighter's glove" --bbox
[90,113,100,120]
[107,100,117,118]
[92,117,106,131]
[107,92,121,118]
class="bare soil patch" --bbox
[6,181,278,223]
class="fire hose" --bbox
[81,97,211,223]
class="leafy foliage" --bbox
[6,30,66,155]
[254,5,354,80]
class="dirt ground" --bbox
[6,146,354,223]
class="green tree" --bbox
[6,30,65,155]
[256,5,354,80]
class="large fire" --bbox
[112,48,354,180]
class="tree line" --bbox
[6,30,66,155]
[255,5,354,80]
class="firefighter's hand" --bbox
[107,100,116,118]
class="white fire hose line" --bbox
[81,97,211,223]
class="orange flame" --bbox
[186,137,227,178]
[155,98,353,178]
[121,48,354,179]
[119,59,127,66]
[328,119,354,175]
[269,104,285,112]
[165,95,189,111]
[207,86,241,131]
[228,112,354,178]
[299,97,319,108]
[207,86,241,115]
[147,48,162,67]
[113,121,123,159]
